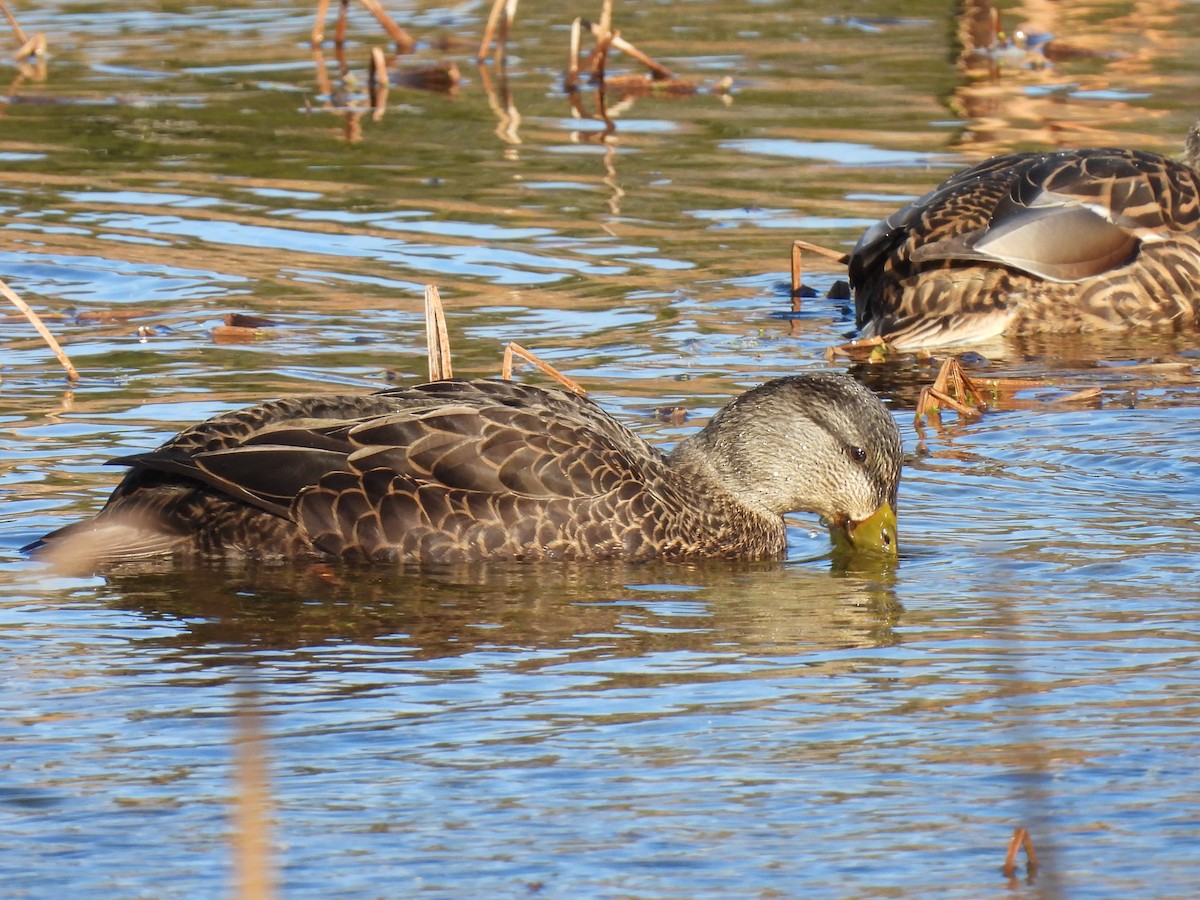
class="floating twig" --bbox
[589,23,614,83]
[212,311,278,344]
[1,278,78,381]
[0,1,28,47]
[502,342,586,395]
[393,61,460,94]
[424,284,453,381]
[827,335,887,363]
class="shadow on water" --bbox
[85,557,903,661]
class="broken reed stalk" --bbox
[502,342,586,395]
[1,278,79,381]
[424,284,453,381]
[359,0,416,53]
[583,20,674,80]
[232,690,275,900]
[792,239,850,309]
[791,238,849,292]
[1002,826,1038,878]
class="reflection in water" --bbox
[949,0,1182,155]
[850,330,1200,416]
[90,558,902,661]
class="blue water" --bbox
[3,1,1200,897]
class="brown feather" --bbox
[850,129,1200,348]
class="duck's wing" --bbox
[902,149,1200,282]
[285,382,671,561]
[132,379,666,561]
[24,393,404,564]
[849,152,1035,284]
[106,392,407,518]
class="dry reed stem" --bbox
[502,342,586,395]
[359,0,416,53]
[598,0,613,35]
[477,0,518,62]
[920,386,981,419]
[311,46,333,98]
[790,240,803,299]
[791,237,849,303]
[368,45,389,118]
[915,356,989,426]
[1002,826,1038,878]
[13,30,42,61]
[591,29,614,82]
[424,284,453,381]
[565,17,583,91]
[311,0,331,45]
[584,20,674,80]
[232,691,275,900]
[0,1,28,46]
[335,0,348,47]
[793,238,849,266]
[1,278,79,381]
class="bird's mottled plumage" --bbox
[26,374,902,568]
[849,120,1200,348]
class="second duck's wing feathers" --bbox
[908,203,1140,281]
[867,148,1200,283]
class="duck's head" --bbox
[683,373,903,557]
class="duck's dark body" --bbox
[849,141,1200,348]
[29,376,902,567]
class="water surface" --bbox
[3,1,1200,896]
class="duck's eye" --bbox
[849,445,867,463]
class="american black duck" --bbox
[849,119,1200,348]
[26,374,902,567]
